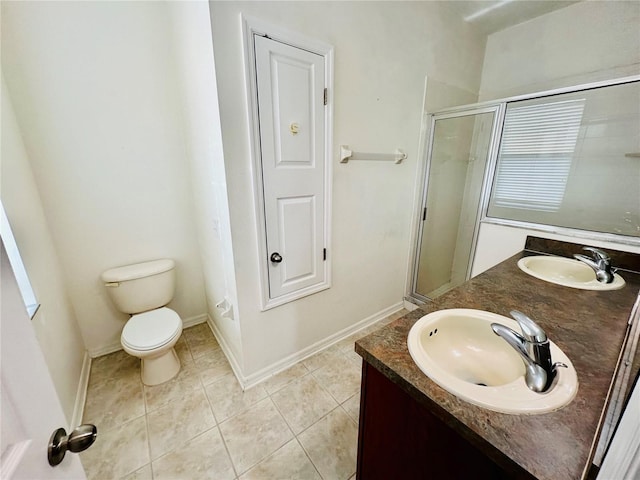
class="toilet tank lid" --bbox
[101,259,175,283]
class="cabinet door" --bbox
[357,363,525,480]
[255,35,328,301]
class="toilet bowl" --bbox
[121,307,183,386]
[101,259,184,386]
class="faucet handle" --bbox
[582,246,610,262]
[510,310,547,343]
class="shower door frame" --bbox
[409,105,504,304]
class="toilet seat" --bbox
[121,307,182,352]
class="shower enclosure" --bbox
[413,108,498,299]
[409,76,640,303]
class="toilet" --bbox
[101,259,183,386]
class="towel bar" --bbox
[340,145,406,164]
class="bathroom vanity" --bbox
[355,238,640,480]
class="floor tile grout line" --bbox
[308,364,360,407]
[267,386,305,438]
[262,363,311,396]
[270,369,334,403]
[264,367,313,397]
[149,425,229,478]
[235,438,294,478]
[230,369,338,477]
[201,373,240,479]
[169,352,237,474]
[337,402,359,429]
[228,396,295,477]
[173,324,225,471]
[305,405,357,480]
[143,333,218,467]
[220,392,296,478]
[182,334,195,364]
[278,350,361,480]
[204,377,270,425]
[293,416,338,480]
[282,368,342,418]
[214,422,240,480]
[340,391,361,424]
[142,406,154,479]
[291,402,342,440]
[293,435,326,480]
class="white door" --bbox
[1,243,87,479]
[254,35,328,300]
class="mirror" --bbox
[487,80,640,237]
[411,77,640,302]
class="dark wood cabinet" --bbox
[356,361,535,480]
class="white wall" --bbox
[166,1,243,366]
[1,77,86,425]
[479,1,640,101]
[209,1,486,378]
[472,0,640,275]
[1,2,207,356]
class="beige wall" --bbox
[1,77,86,425]
[1,2,208,356]
[479,0,640,101]
[472,0,640,276]
[209,1,486,378]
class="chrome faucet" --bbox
[491,310,566,393]
[573,246,615,284]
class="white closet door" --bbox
[254,35,327,300]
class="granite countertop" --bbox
[356,249,640,480]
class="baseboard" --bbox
[240,302,404,390]
[205,316,246,388]
[70,351,91,429]
[89,342,122,358]
[182,313,208,328]
[89,313,209,358]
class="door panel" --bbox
[271,56,315,166]
[278,195,316,286]
[0,243,87,479]
[255,35,326,299]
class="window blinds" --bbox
[492,98,585,212]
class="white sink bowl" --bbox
[517,256,625,291]
[407,309,578,414]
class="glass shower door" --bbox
[413,108,498,300]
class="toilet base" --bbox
[139,347,181,386]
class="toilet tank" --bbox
[101,259,176,314]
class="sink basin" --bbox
[517,256,625,291]
[407,309,578,414]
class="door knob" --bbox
[48,424,97,466]
[270,252,283,263]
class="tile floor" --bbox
[80,310,407,480]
